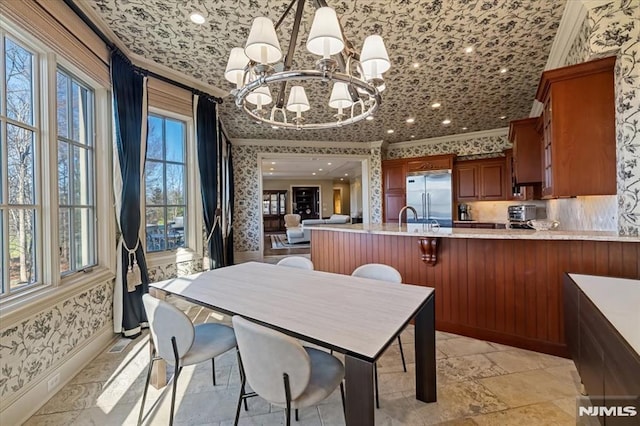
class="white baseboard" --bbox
[0,326,117,425]
[234,250,262,263]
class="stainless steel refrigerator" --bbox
[405,170,453,227]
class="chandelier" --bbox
[224,0,390,130]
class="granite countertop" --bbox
[569,273,640,354]
[308,223,638,242]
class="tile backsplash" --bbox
[466,196,617,231]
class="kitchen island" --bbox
[309,224,639,356]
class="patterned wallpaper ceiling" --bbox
[84,0,566,143]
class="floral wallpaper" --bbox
[0,280,113,402]
[386,133,510,159]
[231,143,372,252]
[85,0,565,143]
[563,0,639,236]
[147,258,203,283]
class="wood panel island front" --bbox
[309,224,639,357]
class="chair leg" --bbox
[233,370,245,426]
[212,357,216,386]
[170,337,182,426]
[374,363,380,409]
[295,408,299,421]
[236,350,249,411]
[283,373,292,426]
[137,356,155,426]
[398,335,407,373]
[339,381,346,418]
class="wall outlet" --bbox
[47,372,60,392]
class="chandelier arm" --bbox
[274,0,298,31]
[275,0,307,109]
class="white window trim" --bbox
[0,26,116,314]
[144,107,203,268]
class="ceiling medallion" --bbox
[224,0,390,130]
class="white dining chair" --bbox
[139,294,237,426]
[276,256,314,270]
[351,263,406,408]
[231,315,345,426]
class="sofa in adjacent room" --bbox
[286,214,351,244]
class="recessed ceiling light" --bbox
[365,116,374,121]
[412,63,420,68]
[340,178,344,181]
[387,129,394,134]
[464,46,474,53]
[189,12,206,24]
[319,168,323,171]
[442,119,451,125]
[345,173,349,176]
[500,115,507,120]
[431,102,441,109]
[269,172,273,175]
[269,167,274,171]
[327,162,332,165]
[500,68,508,74]
[271,125,279,129]
[462,126,468,130]
[271,161,276,165]
[312,172,316,176]
[406,117,415,124]
[410,135,415,138]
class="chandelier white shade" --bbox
[328,82,353,109]
[306,7,345,58]
[226,0,389,130]
[360,34,391,76]
[224,47,249,87]
[245,17,282,64]
[286,86,310,112]
[246,84,272,106]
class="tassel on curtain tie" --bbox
[122,238,142,292]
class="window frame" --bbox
[56,66,97,276]
[0,18,115,312]
[144,107,202,268]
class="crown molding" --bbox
[72,0,228,99]
[388,127,508,150]
[530,0,589,116]
[231,138,373,149]
[369,140,385,149]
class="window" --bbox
[56,68,96,274]
[1,35,39,295]
[145,115,187,253]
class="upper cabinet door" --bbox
[456,164,478,201]
[383,161,407,192]
[479,161,506,200]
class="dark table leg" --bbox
[345,355,374,425]
[415,293,437,402]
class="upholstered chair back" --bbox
[352,263,402,283]
[142,294,195,363]
[276,256,314,270]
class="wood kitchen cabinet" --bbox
[508,117,542,184]
[455,157,506,202]
[535,56,616,198]
[504,149,540,201]
[382,159,407,222]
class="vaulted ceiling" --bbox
[83,0,566,143]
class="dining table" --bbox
[149,261,436,425]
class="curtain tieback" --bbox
[205,215,221,244]
[122,238,142,292]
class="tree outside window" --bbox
[145,115,186,253]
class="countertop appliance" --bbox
[458,203,471,221]
[406,170,453,227]
[508,204,537,229]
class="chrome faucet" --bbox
[398,205,418,225]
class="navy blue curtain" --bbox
[196,96,224,269]
[112,51,149,337]
[225,139,235,265]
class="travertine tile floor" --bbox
[25,299,581,425]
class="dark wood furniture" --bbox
[504,149,541,201]
[454,157,506,202]
[311,228,640,357]
[564,274,640,424]
[535,56,616,198]
[292,186,320,220]
[151,262,437,426]
[382,154,454,222]
[262,190,287,232]
[508,118,542,185]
